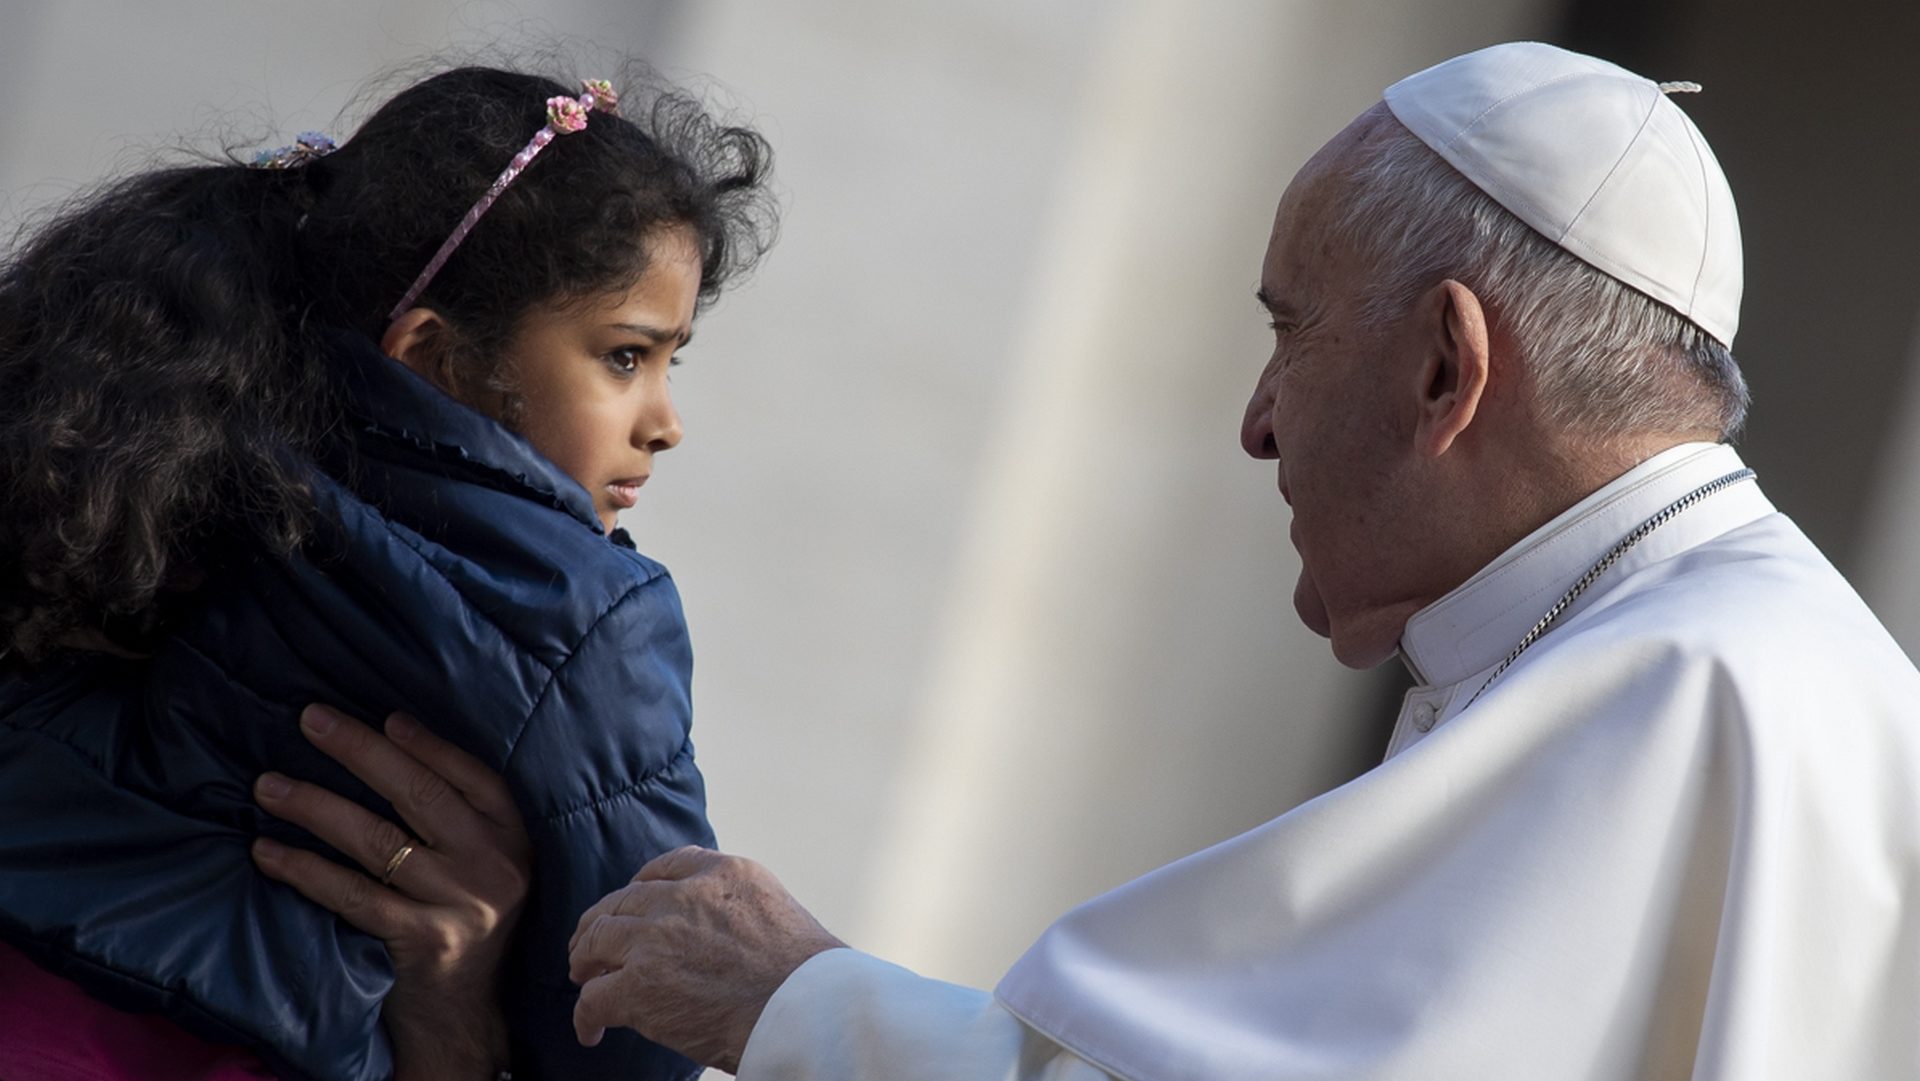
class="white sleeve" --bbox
[736,948,1117,1081]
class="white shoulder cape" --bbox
[995,443,1920,1080]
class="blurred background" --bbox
[5,0,1917,1009]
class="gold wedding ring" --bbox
[381,840,419,885]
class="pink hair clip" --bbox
[388,79,620,321]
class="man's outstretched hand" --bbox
[567,847,847,1074]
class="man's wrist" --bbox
[388,998,510,1081]
[728,936,848,1069]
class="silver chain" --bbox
[1465,467,1755,708]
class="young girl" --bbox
[0,63,772,1080]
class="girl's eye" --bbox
[605,347,643,375]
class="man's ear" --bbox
[380,308,456,391]
[1411,279,1491,458]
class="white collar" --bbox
[1397,442,1766,691]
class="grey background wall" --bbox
[4,0,1915,1021]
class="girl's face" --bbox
[496,228,702,532]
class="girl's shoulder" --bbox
[312,468,676,671]
[318,329,675,642]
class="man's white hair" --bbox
[1332,121,1749,440]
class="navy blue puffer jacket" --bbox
[0,333,712,1080]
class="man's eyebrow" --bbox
[1254,286,1291,317]
[610,322,694,347]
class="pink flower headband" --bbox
[387,78,620,321]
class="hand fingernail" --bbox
[257,772,293,800]
[252,838,285,866]
[386,713,418,741]
[301,704,340,737]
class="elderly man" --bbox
[259,41,1920,1080]
[556,42,1920,1079]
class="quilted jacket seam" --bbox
[532,737,697,826]
[503,579,654,763]
[0,709,244,837]
[168,634,305,715]
[358,503,556,664]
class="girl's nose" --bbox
[643,393,683,453]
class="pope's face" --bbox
[1239,130,1418,668]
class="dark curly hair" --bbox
[0,65,775,664]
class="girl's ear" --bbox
[380,308,456,390]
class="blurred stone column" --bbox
[852,0,1552,985]
[1859,317,1920,661]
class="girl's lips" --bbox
[606,477,649,509]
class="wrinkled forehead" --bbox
[1304,102,1396,182]
[1279,104,1401,233]
[1260,104,1403,303]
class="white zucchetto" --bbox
[1384,41,1742,345]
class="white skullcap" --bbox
[1383,41,1742,345]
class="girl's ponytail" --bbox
[0,161,333,661]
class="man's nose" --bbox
[1240,382,1278,459]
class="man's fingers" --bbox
[251,837,410,939]
[381,712,524,835]
[255,771,450,900]
[635,845,725,883]
[568,881,669,955]
[567,914,652,984]
[573,972,624,1048]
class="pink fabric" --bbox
[0,940,276,1081]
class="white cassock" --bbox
[738,442,1920,1081]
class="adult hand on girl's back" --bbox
[251,705,531,1081]
[568,846,847,1073]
